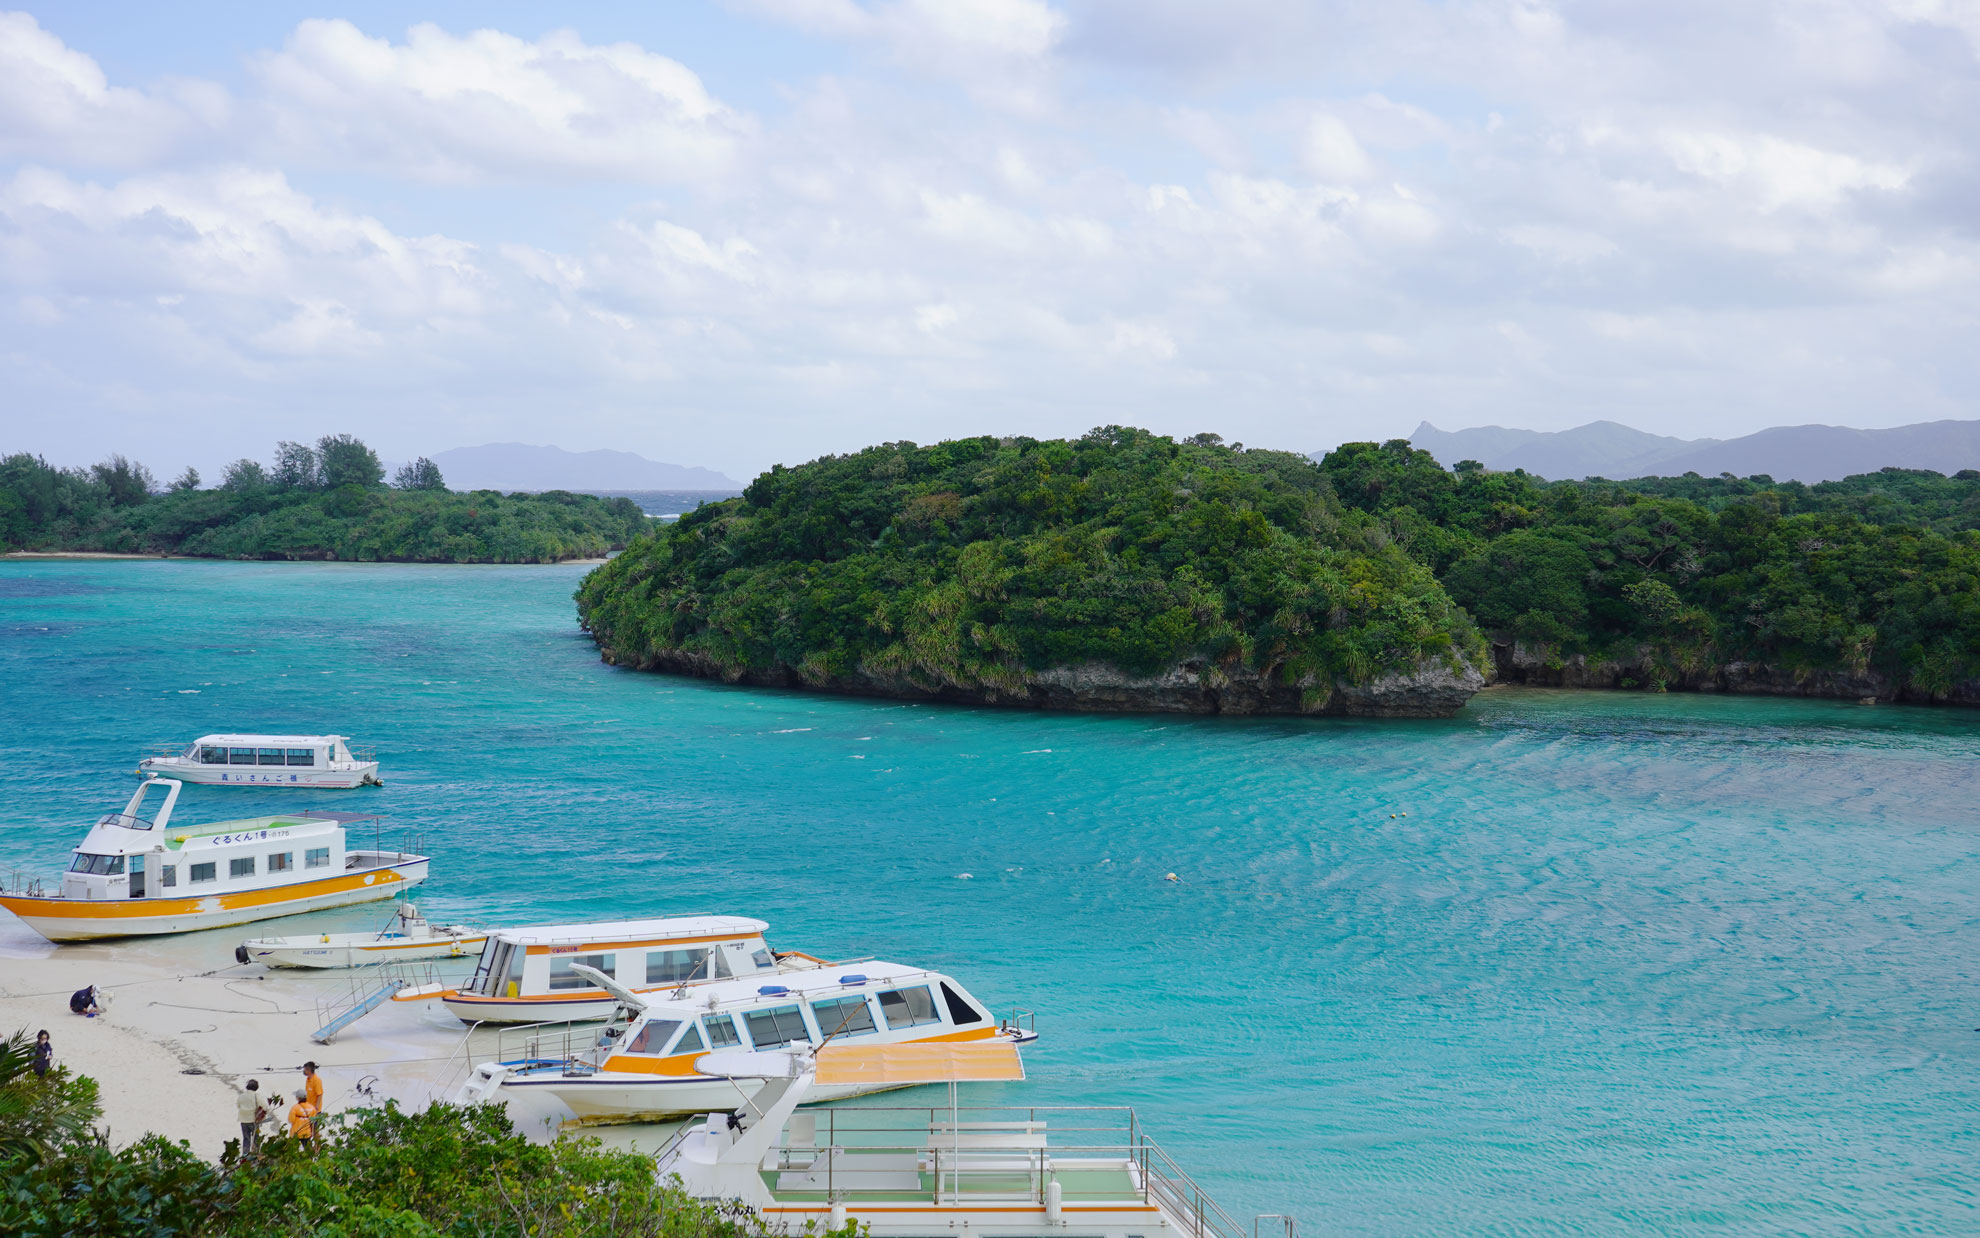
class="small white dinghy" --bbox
[236,902,485,969]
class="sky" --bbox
[2,1,1978,483]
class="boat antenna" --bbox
[670,948,715,1000]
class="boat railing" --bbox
[751,1104,1244,1238]
[3,870,51,898]
[1254,1214,1299,1238]
[485,1016,617,1076]
[1000,1007,1037,1036]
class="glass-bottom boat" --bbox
[457,958,1035,1120]
[0,778,427,942]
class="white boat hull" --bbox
[0,857,427,942]
[441,991,627,1024]
[245,932,486,969]
[472,1068,891,1120]
[136,758,380,788]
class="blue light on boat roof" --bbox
[838,974,868,985]
[758,985,790,995]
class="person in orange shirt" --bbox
[287,1089,318,1152]
[302,1060,324,1114]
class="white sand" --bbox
[0,907,581,1155]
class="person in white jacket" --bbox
[235,1079,267,1155]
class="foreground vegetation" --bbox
[0,435,647,563]
[579,427,1483,710]
[0,1030,780,1237]
[1316,440,1980,697]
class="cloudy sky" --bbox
[3,1,1977,481]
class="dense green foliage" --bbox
[0,1048,786,1238]
[578,428,1481,697]
[1315,441,1980,694]
[0,436,646,563]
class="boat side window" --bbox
[744,1004,812,1049]
[267,852,293,873]
[504,945,527,996]
[877,986,940,1029]
[257,748,284,766]
[643,948,711,985]
[703,1014,742,1049]
[199,746,229,764]
[229,748,256,765]
[286,749,316,767]
[68,853,126,876]
[939,982,986,1026]
[811,995,878,1038]
[189,862,216,883]
[624,1019,681,1055]
[750,949,774,971]
[305,847,330,869]
[160,865,176,888]
[230,857,256,878]
[547,952,616,991]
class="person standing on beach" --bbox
[287,1089,318,1153]
[236,1080,265,1155]
[302,1060,324,1116]
[31,1030,52,1078]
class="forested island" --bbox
[577,428,1980,714]
[0,435,647,563]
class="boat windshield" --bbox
[70,853,126,876]
[95,812,153,831]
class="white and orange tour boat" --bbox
[456,957,1036,1120]
[0,778,428,942]
[138,733,380,788]
[439,915,807,1024]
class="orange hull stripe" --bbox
[0,865,412,921]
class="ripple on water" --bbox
[1,561,1978,1234]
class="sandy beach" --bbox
[0,908,583,1154]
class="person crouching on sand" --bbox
[288,1089,318,1152]
[236,1079,266,1155]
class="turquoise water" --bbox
[4,559,1979,1234]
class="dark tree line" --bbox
[1,434,644,563]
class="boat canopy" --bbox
[486,915,769,947]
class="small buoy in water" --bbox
[1164,872,1180,883]
[956,873,973,880]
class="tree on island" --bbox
[393,456,446,491]
[316,433,385,490]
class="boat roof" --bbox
[190,734,349,746]
[491,915,769,946]
[640,959,951,1015]
[162,813,345,839]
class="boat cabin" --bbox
[63,778,354,901]
[601,961,999,1074]
[147,733,365,785]
[462,916,780,1003]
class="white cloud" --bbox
[252,20,747,182]
[0,12,224,165]
[1301,114,1377,184]
[744,0,1067,110]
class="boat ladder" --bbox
[310,963,444,1044]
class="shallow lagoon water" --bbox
[2,558,1978,1234]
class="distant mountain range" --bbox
[1399,419,1980,483]
[427,443,740,492]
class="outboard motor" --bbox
[234,945,251,965]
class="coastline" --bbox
[2,552,608,566]
[0,916,567,1153]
